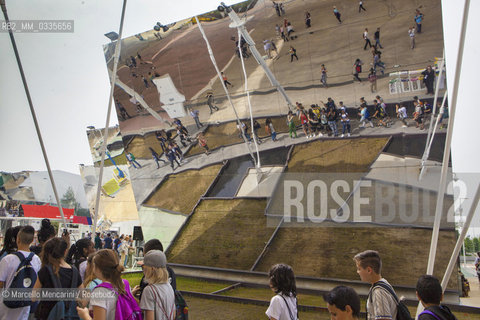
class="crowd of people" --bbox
[266,250,459,320]
[0,220,465,320]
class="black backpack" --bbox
[3,252,37,309]
[46,265,80,320]
[369,281,412,320]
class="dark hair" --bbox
[354,250,382,274]
[416,275,442,305]
[477,252,480,257]
[269,263,297,297]
[17,226,35,245]
[73,238,93,266]
[94,249,126,295]
[144,239,163,254]
[0,226,21,255]
[41,237,68,276]
[323,286,361,317]
[107,233,111,237]
[38,219,56,244]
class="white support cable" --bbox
[441,184,480,290]
[418,91,448,180]
[419,55,445,180]
[416,0,470,317]
[93,0,128,234]
[195,16,258,167]
[1,0,69,231]
[237,29,261,168]
[222,2,293,112]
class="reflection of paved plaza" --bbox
[114,0,444,135]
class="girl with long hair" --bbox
[33,237,83,319]
[139,250,175,320]
[266,263,298,320]
[77,249,141,320]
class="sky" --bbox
[0,0,479,173]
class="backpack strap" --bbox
[46,265,62,289]
[12,251,33,264]
[149,284,174,320]
[372,281,400,304]
[420,310,442,320]
[279,294,296,320]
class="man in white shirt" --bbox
[0,226,41,320]
[364,28,372,50]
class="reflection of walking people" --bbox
[359,0,366,12]
[289,46,298,62]
[190,108,203,129]
[374,28,383,49]
[414,9,424,33]
[115,100,131,120]
[422,65,435,94]
[221,72,233,88]
[206,90,219,114]
[126,152,142,168]
[408,27,415,49]
[198,133,210,155]
[265,118,278,141]
[353,59,363,82]
[333,6,342,23]
[166,147,181,170]
[305,11,311,28]
[363,28,372,50]
[149,147,166,168]
[321,64,328,87]
[287,111,297,138]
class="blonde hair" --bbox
[83,252,97,288]
[143,265,169,285]
[93,249,126,295]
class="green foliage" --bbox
[464,236,474,253]
[473,237,480,252]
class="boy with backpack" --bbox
[354,250,411,320]
[0,226,41,320]
[416,275,458,320]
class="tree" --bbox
[464,236,474,253]
[473,237,480,252]
[61,187,80,211]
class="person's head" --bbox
[339,101,344,106]
[142,250,169,285]
[328,97,332,102]
[38,218,56,244]
[125,236,130,242]
[144,239,164,254]
[107,233,111,237]
[75,238,94,261]
[416,275,443,307]
[41,237,69,275]
[377,27,380,31]
[373,99,378,104]
[324,286,361,320]
[427,65,432,70]
[96,232,100,237]
[365,28,368,31]
[1,226,21,254]
[266,118,271,125]
[353,250,382,283]
[288,110,293,115]
[477,251,480,258]
[93,249,126,294]
[17,226,35,248]
[268,263,297,297]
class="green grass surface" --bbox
[176,276,233,293]
[168,198,281,269]
[255,225,457,288]
[184,295,328,320]
[143,164,222,214]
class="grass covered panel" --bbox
[168,198,280,269]
[143,164,223,214]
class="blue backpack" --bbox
[46,265,80,320]
[3,252,37,309]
